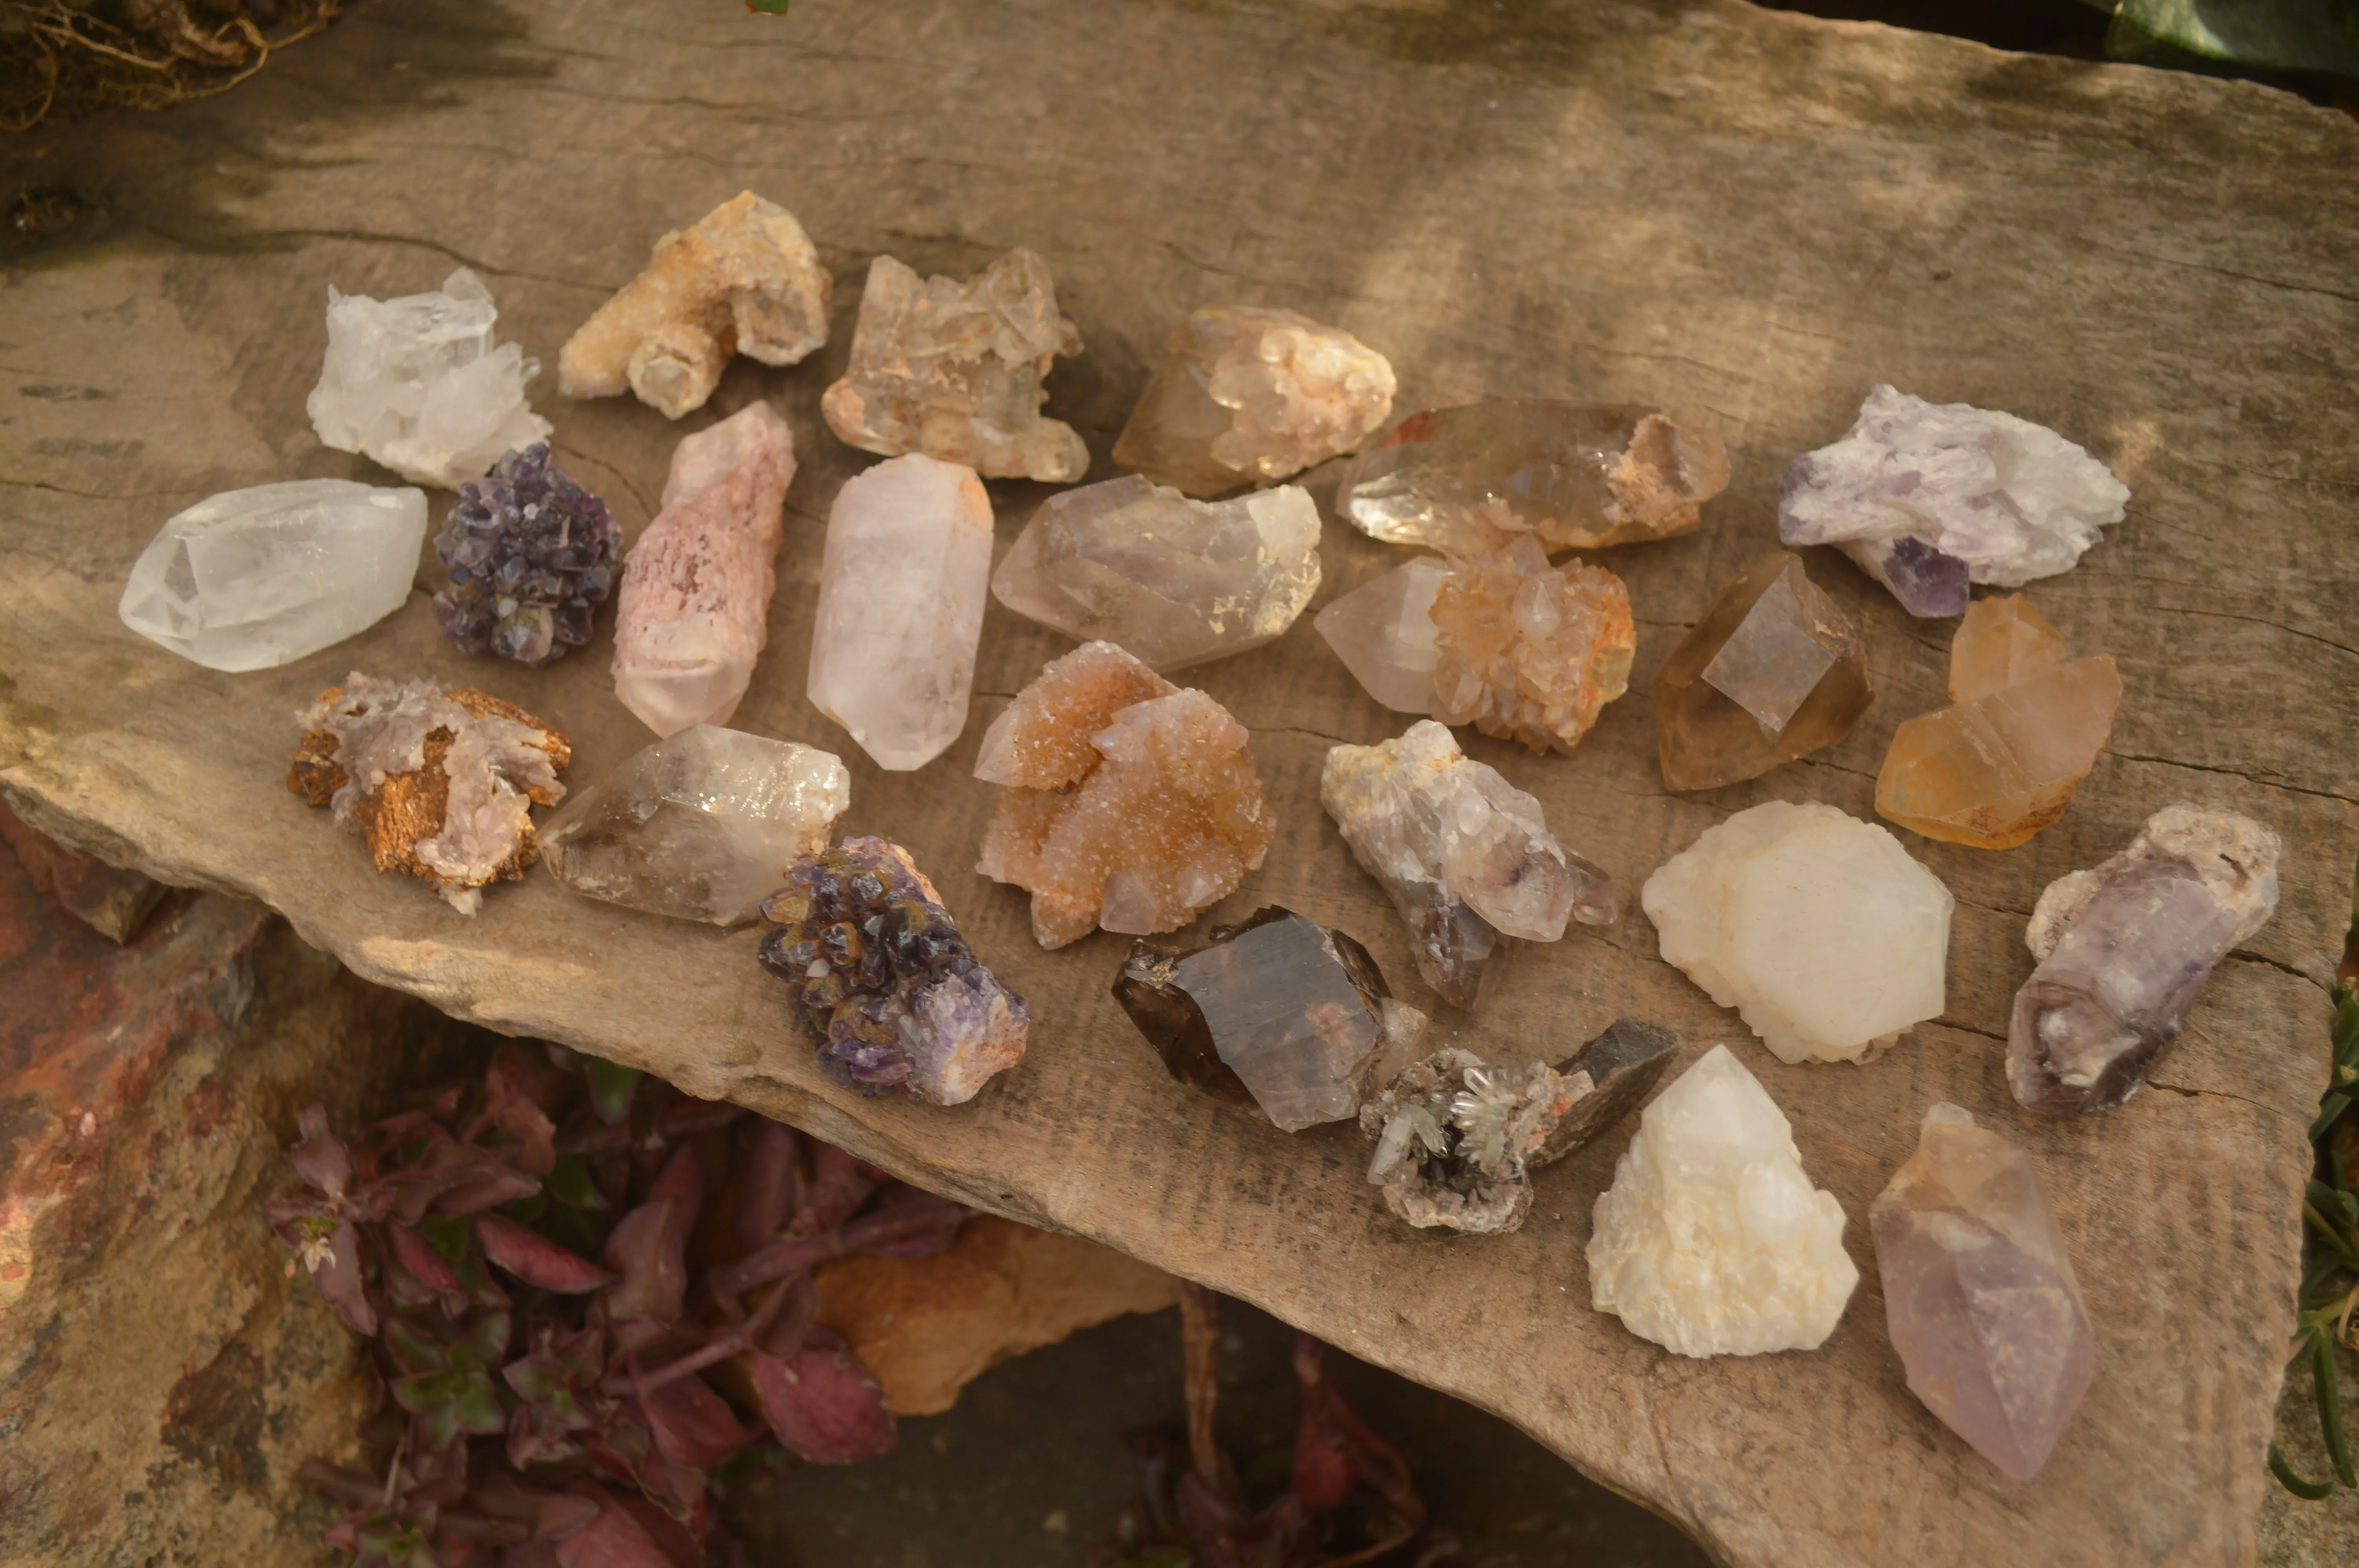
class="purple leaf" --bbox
[551,1489,680,1568]
[478,1211,614,1294]
[790,1143,885,1235]
[854,1191,971,1260]
[308,1220,376,1336]
[756,1272,820,1359]
[634,1372,747,1470]
[386,1221,462,1294]
[732,1119,801,1252]
[749,1328,896,1464]
[289,1104,351,1198]
[600,1198,687,1325]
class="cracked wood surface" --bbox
[3,2,2356,1563]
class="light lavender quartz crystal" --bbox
[1777,385,2129,618]
[2009,802,2281,1115]
[1872,1103,2094,1481]
[1313,557,1448,713]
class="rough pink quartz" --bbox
[611,401,795,736]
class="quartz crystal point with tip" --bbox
[1338,402,1729,554]
[433,443,623,666]
[1536,1017,1679,1165]
[990,475,1322,671]
[1643,801,1952,1064]
[1778,386,2129,617]
[2009,802,2280,1115]
[807,453,994,770]
[1112,305,1396,496]
[1655,552,1873,791]
[119,481,426,672]
[1587,1044,1858,1357]
[1877,595,2121,849]
[821,249,1088,482]
[1872,1103,2095,1482]
[307,268,552,490]
[1314,557,1448,713]
[1430,538,1635,755]
[1114,907,1425,1132]
[1358,1048,1581,1234]
[1321,720,1617,1009]
[540,726,850,926]
[612,401,795,738]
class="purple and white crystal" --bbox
[432,442,623,664]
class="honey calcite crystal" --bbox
[1111,305,1396,497]
[1338,402,1730,554]
[2010,802,2281,1116]
[1430,538,1636,754]
[558,192,832,420]
[1655,552,1873,791]
[1877,595,2121,849]
[289,675,569,914]
[821,248,1088,482]
[975,642,1275,948]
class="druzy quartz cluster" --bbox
[431,443,623,666]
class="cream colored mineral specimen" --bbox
[1430,537,1636,754]
[558,192,832,420]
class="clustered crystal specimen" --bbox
[756,836,1030,1106]
[431,443,623,666]
[1430,539,1636,754]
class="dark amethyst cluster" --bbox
[757,836,1030,1106]
[431,442,623,665]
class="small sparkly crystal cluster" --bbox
[431,443,623,666]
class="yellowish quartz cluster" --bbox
[1428,538,1636,755]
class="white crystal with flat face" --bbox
[1313,557,1448,713]
[1642,800,1952,1064]
[307,268,552,489]
[1587,1044,1858,1357]
[119,480,427,672]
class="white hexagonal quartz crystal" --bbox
[1587,1044,1858,1357]
[1641,800,1952,1064]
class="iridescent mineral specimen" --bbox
[2009,802,2281,1116]
[307,268,552,489]
[1643,801,1952,1064]
[808,453,994,771]
[1321,720,1617,1009]
[1313,557,1449,714]
[612,401,795,738]
[1111,305,1396,496]
[118,481,426,672]
[1872,1103,2095,1481]
[289,675,569,914]
[1654,552,1873,791]
[1114,907,1425,1131]
[431,443,622,666]
[820,249,1087,482]
[558,192,832,420]
[1587,1044,1858,1357]
[1778,386,2130,617]
[541,726,850,926]
[756,837,1029,1105]
[990,475,1321,671]
[1430,539,1635,754]
[976,642,1276,948]
[1338,402,1729,554]
[1877,595,2121,849]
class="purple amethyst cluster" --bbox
[757,836,1030,1107]
[431,442,622,664]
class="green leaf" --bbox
[2318,1330,2358,1488]
[452,1310,513,1372]
[2270,1442,2338,1499]
[747,0,792,11]
[2110,0,2359,89]
[583,1058,642,1126]
[545,1153,608,1212]
[2312,1094,2353,1143]
[451,1369,509,1436]
[382,1317,446,1376]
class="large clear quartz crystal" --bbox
[1338,402,1729,554]
[306,268,552,489]
[612,401,796,738]
[1430,538,1635,755]
[808,453,994,770]
[1111,305,1396,496]
[540,726,850,926]
[1314,557,1448,714]
[1872,1103,2095,1481]
[2009,802,2281,1115]
[118,481,426,672]
[1642,800,1952,1064]
[1587,1044,1858,1357]
[1778,385,2130,617]
[820,249,1088,482]
[1320,720,1617,1009]
[990,475,1321,671]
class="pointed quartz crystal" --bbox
[2009,803,2281,1115]
[1314,557,1448,713]
[1655,552,1873,791]
[1338,402,1729,554]
[1877,595,2121,849]
[1872,1103,2095,1481]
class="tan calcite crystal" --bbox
[1428,537,1635,755]
[1877,596,2121,849]
[558,193,832,420]
[975,642,1275,948]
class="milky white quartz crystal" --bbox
[307,268,551,489]
[1587,1044,1859,1357]
[808,454,995,770]
[119,480,426,671]
[1642,801,1952,1064]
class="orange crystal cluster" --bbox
[1428,538,1636,755]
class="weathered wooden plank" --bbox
[3,2,2355,1562]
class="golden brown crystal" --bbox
[1428,538,1634,755]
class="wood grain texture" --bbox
[2,2,2355,1562]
